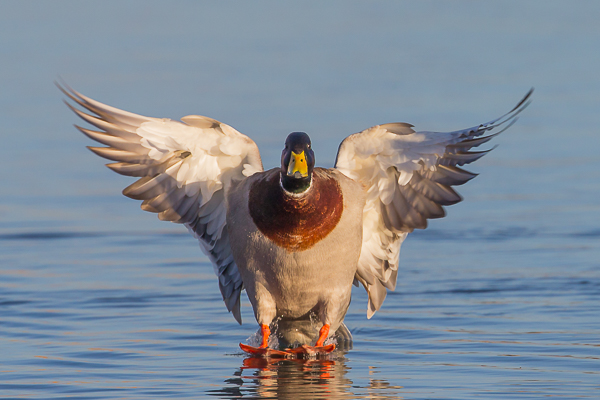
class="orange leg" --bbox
[259,324,270,348]
[240,324,291,358]
[315,324,330,347]
[241,323,335,358]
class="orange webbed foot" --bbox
[240,323,335,358]
[284,324,335,356]
[240,342,335,358]
[240,324,291,358]
[284,343,336,356]
[239,342,291,358]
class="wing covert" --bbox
[335,89,532,318]
[60,82,264,324]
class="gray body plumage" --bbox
[227,168,366,345]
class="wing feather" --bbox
[410,173,460,206]
[421,165,478,186]
[446,132,499,152]
[381,199,404,231]
[106,150,190,177]
[440,148,494,166]
[76,126,143,150]
[335,89,532,317]
[141,183,187,213]
[60,82,264,324]
[87,146,152,164]
[123,168,180,200]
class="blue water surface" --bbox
[0,1,599,399]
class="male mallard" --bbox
[60,83,531,356]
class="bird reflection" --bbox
[208,354,404,399]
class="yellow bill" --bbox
[286,150,308,177]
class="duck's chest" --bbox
[247,169,344,252]
[226,168,365,291]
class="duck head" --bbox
[280,132,315,194]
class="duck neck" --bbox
[280,172,312,195]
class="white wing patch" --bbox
[335,90,533,318]
[60,83,264,324]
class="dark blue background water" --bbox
[1,1,598,398]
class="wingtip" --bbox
[510,88,534,113]
[366,308,375,319]
[55,77,77,99]
[232,308,242,325]
[527,87,535,97]
[54,76,66,91]
[229,294,243,325]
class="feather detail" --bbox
[335,89,532,318]
[60,82,264,324]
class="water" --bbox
[1,1,599,398]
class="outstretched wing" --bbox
[59,83,264,324]
[335,89,532,318]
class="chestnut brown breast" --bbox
[248,168,344,252]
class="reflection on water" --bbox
[210,355,404,399]
[0,228,598,398]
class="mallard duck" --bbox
[60,83,531,356]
